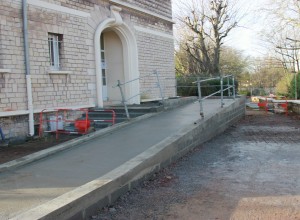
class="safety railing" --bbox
[39,108,90,140]
[39,108,116,139]
[114,70,165,119]
[195,75,235,118]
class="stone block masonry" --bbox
[290,101,300,114]
[136,30,175,99]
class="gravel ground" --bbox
[91,110,300,220]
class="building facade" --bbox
[0,0,175,140]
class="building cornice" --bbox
[134,26,174,40]
[27,0,90,18]
[109,0,174,23]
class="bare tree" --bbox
[176,0,241,76]
[261,0,300,69]
[259,0,300,98]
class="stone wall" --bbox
[290,102,300,114]
[0,115,29,142]
[123,0,175,98]
[136,30,175,98]
[0,1,27,111]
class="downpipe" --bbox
[23,0,35,136]
[0,127,5,141]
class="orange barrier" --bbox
[257,97,268,113]
[39,108,116,140]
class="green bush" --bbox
[176,76,237,97]
[239,90,251,96]
[287,73,300,99]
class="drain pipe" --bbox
[22,0,35,136]
[0,127,5,141]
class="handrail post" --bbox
[154,70,165,107]
[197,77,204,118]
[233,76,236,100]
[55,110,59,140]
[117,80,130,119]
[175,77,178,97]
[221,76,224,108]
[39,110,44,137]
[227,76,230,97]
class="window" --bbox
[48,33,63,70]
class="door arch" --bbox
[94,17,140,107]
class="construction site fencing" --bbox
[257,96,288,115]
[114,70,165,119]
[39,108,115,140]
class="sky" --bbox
[172,0,270,58]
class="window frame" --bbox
[48,33,63,70]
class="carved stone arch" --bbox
[94,6,139,107]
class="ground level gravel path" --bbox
[92,110,300,220]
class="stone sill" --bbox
[0,110,29,117]
[0,69,11,73]
[47,70,72,75]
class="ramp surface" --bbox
[0,99,235,219]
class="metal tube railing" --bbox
[221,76,224,107]
[233,76,236,100]
[154,70,165,106]
[194,74,235,118]
[114,70,165,119]
[116,80,130,119]
[115,72,154,87]
[197,77,204,118]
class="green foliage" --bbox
[239,90,251,96]
[275,74,293,97]
[175,44,248,80]
[252,88,267,96]
[176,76,237,97]
[219,47,249,78]
[287,73,300,99]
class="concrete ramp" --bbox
[1,98,245,220]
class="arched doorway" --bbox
[94,16,140,107]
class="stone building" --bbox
[0,0,175,140]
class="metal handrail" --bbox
[196,75,235,118]
[114,70,165,119]
[113,72,154,88]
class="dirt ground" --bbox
[0,134,78,164]
[90,109,300,220]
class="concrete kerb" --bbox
[12,97,246,220]
[0,112,159,174]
